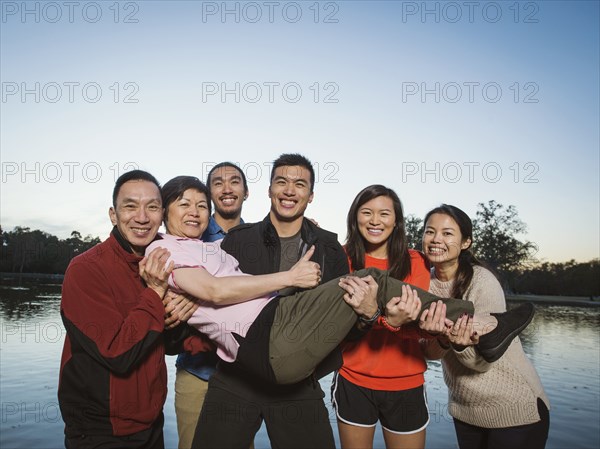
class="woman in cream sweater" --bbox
[420,204,550,449]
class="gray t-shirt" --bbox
[279,231,302,272]
[278,231,302,296]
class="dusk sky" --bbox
[1,0,598,263]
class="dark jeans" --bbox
[453,398,550,449]
[64,413,164,449]
[192,380,335,449]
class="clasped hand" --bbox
[385,285,422,328]
[163,290,199,330]
[419,301,479,347]
[338,275,379,319]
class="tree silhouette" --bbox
[405,214,424,250]
[0,227,100,274]
[472,200,538,273]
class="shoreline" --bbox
[507,294,600,307]
[2,273,598,307]
[1,272,65,281]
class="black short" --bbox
[331,372,429,434]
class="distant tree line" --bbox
[406,200,599,298]
[2,201,599,297]
[507,259,599,298]
[0,227,100,275]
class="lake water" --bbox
[1,280,599,449]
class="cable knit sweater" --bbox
[423,265,550,428]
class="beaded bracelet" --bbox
[381,315,402,333]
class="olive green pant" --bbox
[269,267,474,384]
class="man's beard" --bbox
[217,209,241,220]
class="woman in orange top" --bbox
[333,185,432,449]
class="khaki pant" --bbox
[174,369,208,449]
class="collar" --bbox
[110,226,162,263]
[260,215,317,247]
[107,228,144,272]
[111,225,135,253]
[206,216,225,235]
[203,216,244,241]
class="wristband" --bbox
[358,308,382,326]
[381,315,402,333]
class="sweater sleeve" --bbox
[60,259,166,376]
[452,267,506,372]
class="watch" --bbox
[358,307,382,326]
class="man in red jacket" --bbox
[58,170,210,449]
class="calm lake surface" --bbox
[1,280,599,449]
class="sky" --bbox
[1,0,598,263]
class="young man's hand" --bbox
[163,290,199,329]
[288,245,321,288]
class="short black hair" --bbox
[270,153,315,192]
[207,162,248,193]
[112,170,161,207]
[161,176,211,227]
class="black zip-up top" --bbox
[220,214,350,382]
[221,214,349,284]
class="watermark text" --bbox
[2,162,139,184]
[401,1,539,24]
[2,82,139,104]
[401,162,540,184]
[201,1,339,23]
[401,82,539,103]
[1,1,139,24]
[201,82,339,104]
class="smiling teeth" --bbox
[429,247,444,253]
[281,200,295,207]
[221,198,235,205]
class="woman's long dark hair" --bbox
[423,204,483,299]
[346,185,411,280]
